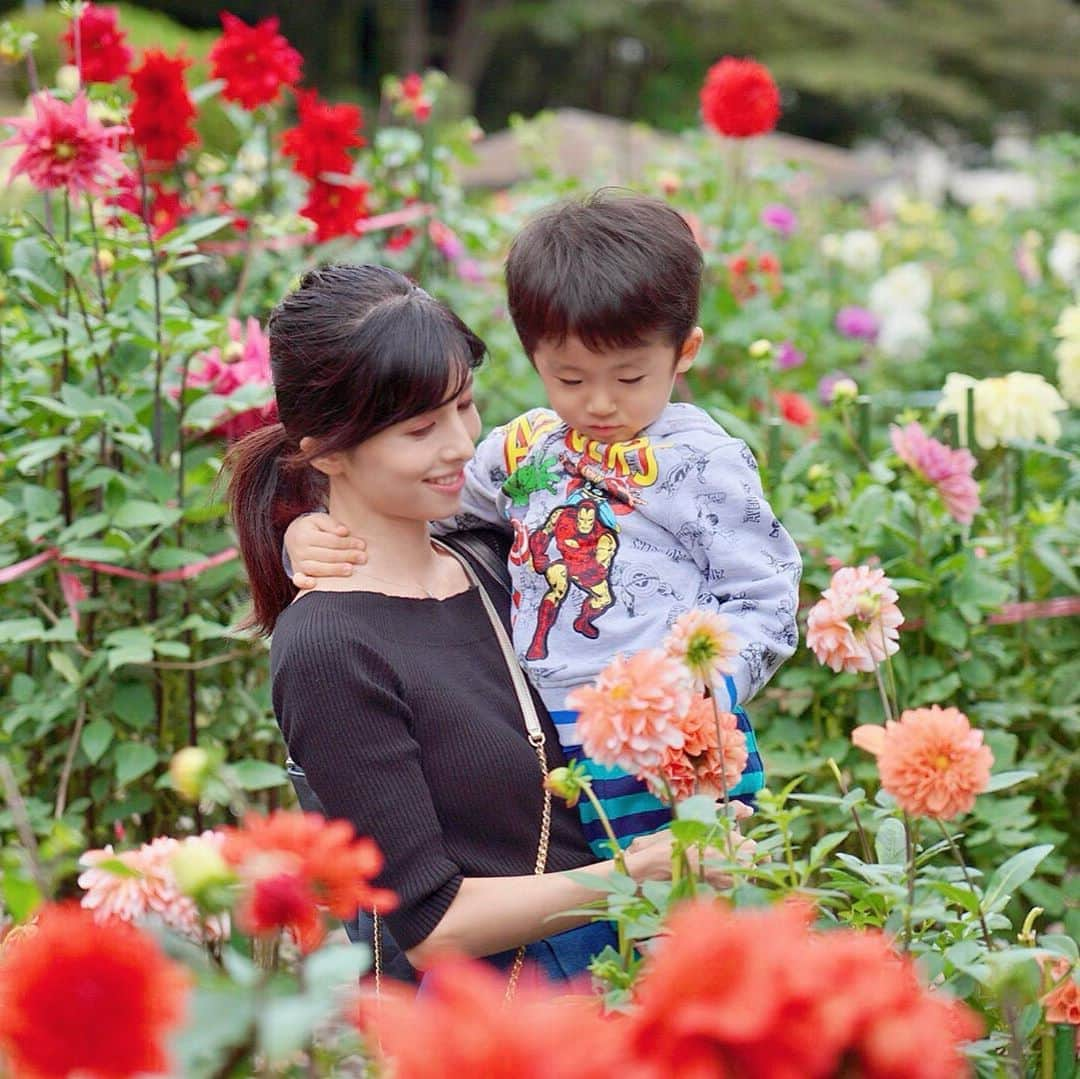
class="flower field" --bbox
[0,5,1077,1077]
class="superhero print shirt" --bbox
[437,403,802,715]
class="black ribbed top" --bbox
[270,581,596,952]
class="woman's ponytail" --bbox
[225,423,322,634]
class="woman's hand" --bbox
[624,827,757,889]
[285,513,366,589]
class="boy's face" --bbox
[532,329,702,444]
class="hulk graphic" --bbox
[525,498,618,661]
[501,455,560,506]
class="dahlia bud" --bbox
[830,378,859,405]
[748,338,773,360]
[94,249,115,275]
[807,463,831,484]
[227,176,258,205]
[657,170,682,197]
[854,592,881,623]
[55,64,81,94]
[170,840,233,909]
[545,765,586,808]
[169,747,212,801]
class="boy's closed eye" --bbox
[618,375,645,385]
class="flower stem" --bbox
[579,779,628,875]
[902,812,915,953]
[872,664,895,725]
[936,818,995,951]
[827,757,873,865]
[707,685,732,816]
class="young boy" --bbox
[287,191,801,856]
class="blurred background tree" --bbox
[3,0,1079,144]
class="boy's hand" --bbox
[284,513,366,590]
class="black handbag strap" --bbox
[439,530,512,598]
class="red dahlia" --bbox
[129,49,198,168]
[299,178,370,243]
[108,175,187,238]
[700,56,781,138]
[774,390,815,427]
[209,13,302,110]
[222,810,394,952]
[0,903,189,1079]
[63,3,132,84]
[281,89,365,180]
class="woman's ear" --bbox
[300,436,343,477]
[675,326,704,375]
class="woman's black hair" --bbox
[226,264,486,633]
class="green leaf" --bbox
[874,817,907,866]
[304,941,371,989]
[1,871,42,923]
[104,628,155,670]
[0,618,47,644]
[171,983,257,1078]
[257,995,329,1063]
[1033,541,1080,592]
[983,845,1054,914]
[16,436,71,472]
[112,500,182,530]
[81,719,114,764]
[926,607,967,649]
[229,760,287,791]
[114,742,159,786]
[984,770,1037,793]
[1038,934,1079,962]
[675,794,720,825]
[47,649,81,686]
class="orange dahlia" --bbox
[1041,956,1080,1027]
[221,809,396,952]
[0,902,189,1079]
[652,696,748,802]
[568,649,692,776]
[664,609,738,692]
[354,955,627,1078]
[627,899,980,1078]
[852,706,994,819]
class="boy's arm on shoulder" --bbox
[653,434,803,704]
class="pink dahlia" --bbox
[568,649,692,776]
[852,706,993,819]
[79,833,230,942]
[806,565,904,674]
[184,317,278,439]
[1,90,125,195]
[890,421,980,525]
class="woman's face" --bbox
[319,379,482,523]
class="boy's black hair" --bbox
[505,189,703,358]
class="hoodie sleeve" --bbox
[647,434,802,704]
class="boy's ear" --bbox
[299,436,344,477]
[675,327,704,375]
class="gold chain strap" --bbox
[505,733,552,998]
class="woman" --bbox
[226,264,691,982]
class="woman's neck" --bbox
[324,492,462,597]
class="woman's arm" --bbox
[406,830,701,967]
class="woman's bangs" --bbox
[362,301,484,430]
